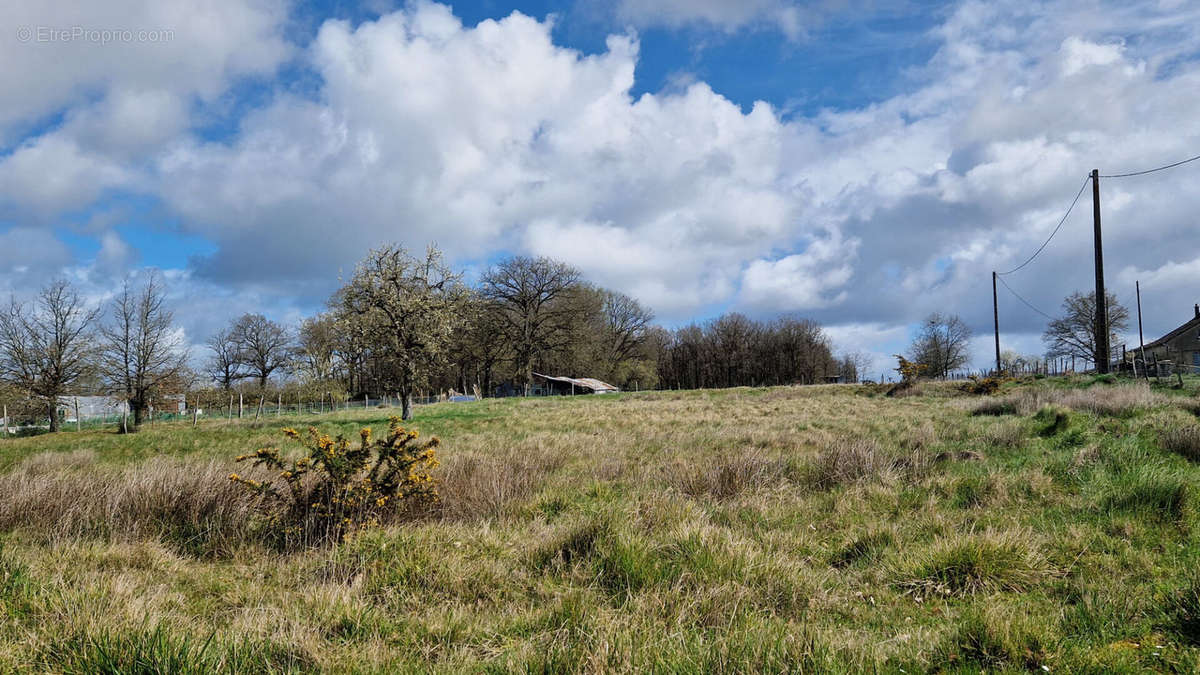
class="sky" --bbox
[3,0,1200,378]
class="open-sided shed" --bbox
[532,373,619,395]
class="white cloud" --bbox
[0,0,290,143]
[154,5,818,319]
[0,135,133,215]
[740,233,857,310]
[6,0,1200,370]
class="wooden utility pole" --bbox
[992,271,1001,374]
[1092,169,1110,373]
[1136,280,1148,380]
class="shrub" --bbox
[960,376,1002,396]
[230,417,439,549]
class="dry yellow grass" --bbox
[0,379,1197,671]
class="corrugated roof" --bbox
[532,373,619,392]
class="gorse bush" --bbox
[230,417,439,549]
[960,375,1003,396]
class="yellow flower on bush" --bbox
[230,416,441,550]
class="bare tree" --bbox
[908,312,972,378]
[0,281,98,432]
[837,351,871,383]
[598,289,654,379]
[338,244,469,420]
[230,313,292,388]
[1042,290,1129,367]
[99,275,189,430]
[451,296,511,398]
[480,256,582,394]
[297,315,338,383]
[205,327,244,389]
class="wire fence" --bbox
[0,394,475,438]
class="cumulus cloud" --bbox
[155,4,814,317]
[0,0,290,143]
[5,0,1200,369]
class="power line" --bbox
[995,274,1056,321]
[1100,152,1200,178]
[996,175,1091,276]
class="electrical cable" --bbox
[996,175,1090,276]
[1100,152,1200,178]
[995,274,1056,321]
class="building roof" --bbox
[1145,313,1200,349]
[532,373,619,392]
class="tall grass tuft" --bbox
[1167,573,1200,645]
[1100,465,1192,523]
[665,450,795,500]
[807,438,927,489]
[0,455,258,557]
[436,446,565,520]
[897,531,1049,596]
[1162,425,1200,463]
[39,625,314,674]
[830,530,894,568]
[935,608,1051,670]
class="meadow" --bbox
[2,377,1200,672]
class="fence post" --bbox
[2,404,7,437]
[277,393,282,418]
[254,395,263,421]
[192,400,198,428]
[239,393,244,419]
[74,397,81,432]
[228,395,233,421]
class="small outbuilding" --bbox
[532,373,619,395]
[1134,304,1200,374]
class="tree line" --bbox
[0,243,867,431]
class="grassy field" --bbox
[3,377,1200,672]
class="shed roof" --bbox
[532,373,619,392]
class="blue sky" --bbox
[3,0,1200,373]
